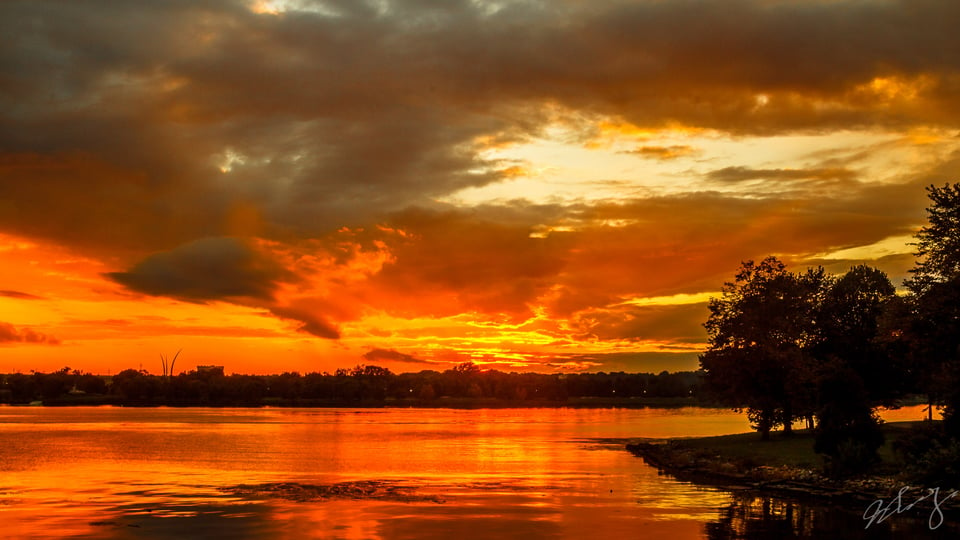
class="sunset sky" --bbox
[2,0,959,375]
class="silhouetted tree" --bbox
[452,362,481,375]
[905,183,960,435]
[110,368,159,402]
[418,383,436,400]
[37,366,76,400]
[3,373,37,403]
[813,265,901,406]
[813,361,884,477]
[906,183,960,295]
[77,373,108,394]
[701,257,826,439]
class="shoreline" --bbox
[625,435,960,516]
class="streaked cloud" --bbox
[0,290,43,300]
[626,145,700,160]
[705,166,858,184]
[362,348,432,365]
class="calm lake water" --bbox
[0,405,954,539]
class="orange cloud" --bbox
[705,166,858,184]
[626,145,699,160]
[0,322,60,345]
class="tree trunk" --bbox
[782,403,793,436]
[759,408,773,440]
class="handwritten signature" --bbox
[864,486,958,530]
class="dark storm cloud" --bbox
[0,1,515,254]
[106,237,344,338]
[105,237,294,302]
[268,304,341,339]
[2,0,960,256]
[0,322,60,345]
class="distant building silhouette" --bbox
[197,365,225,375]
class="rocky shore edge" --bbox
[626,439,960,516]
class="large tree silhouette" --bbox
[701,257,826,439]
[813,265,900,406]
[905,183,960,434]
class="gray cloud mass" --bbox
[105,237,294,302]
[1,0,959,255]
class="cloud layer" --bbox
[3,0,959,253]
[2,0,958,372]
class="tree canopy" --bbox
[906,183,960,296]
[814,264,900,406]
[701,257,827,439]
[700,256,900,447]
[699,182,960,478]
[904,184,960,434]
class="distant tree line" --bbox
[0,364,704,407]
[700,183,960,478]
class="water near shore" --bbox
[0,406,949,538]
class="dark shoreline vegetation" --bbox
[0,364,711,409]
[654,183,960,502]
[625,420,960,518]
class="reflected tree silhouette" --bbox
[708,495,809,539]
[703,492,960,540]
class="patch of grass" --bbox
[673,421,925,470]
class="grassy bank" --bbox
[663,421,922,471]
[625,421,959,511]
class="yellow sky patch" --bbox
[619,292,719,307]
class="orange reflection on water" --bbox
[0,407,747,538]
[2,406,933,539]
